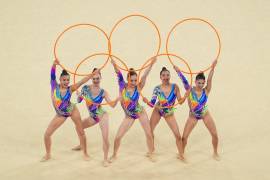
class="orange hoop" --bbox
[137,53,193,109]
[166,18,221,74]
[52,15,222,108]
[54,24,111,76]
[73,53,129,106]
[109,14,161,72]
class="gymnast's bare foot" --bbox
[109,154,117,163]
[177,154,187,163]
[145,152,156,162]
[103,160,111,167]
[72,145,81,151]
[40,154,51,162]
[213,153,221,161]
[83,153,90,161]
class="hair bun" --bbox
[195,72,206,80]
[162,67,167,71]
[60,69,69,76]
[198,72,204,76]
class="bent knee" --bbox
[182,136,188,143]
[174,134,181,140]
[77,129,86,137]
[115,136,122,142]
[44,131,51,139]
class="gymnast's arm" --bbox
[205,60,217,94]
[111,58,125,91]
[70,69,98,92]
[139,56,157,89]
[175,84,190,105]
[76,86,86,103]
[173,65,190,90]
[104,90,119,108]
[143,86,158,108]
[50,59,59,90]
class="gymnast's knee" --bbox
[212,133,218,141]
[44,131,51,139]
[77,128,86,138]
[174,134,181,141]
[104,139,110,147]
[115,136,122,143]
[182,136,188,144]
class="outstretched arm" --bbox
[111,58,120,73]
[175,85,190,105]
[139,56,157,89]
[50,59,59,90]
[143,86,158,108]
[77,86,87,103]
[104,90,119,108]
[111,59,125,91]
[71,69,99,92]
[205,60,217,94]
[173,65,190,90]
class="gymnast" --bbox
[181,60,220,160]
[72,68,120,167]
[143,66,190,161]
[110,57,157,162]
[41,59,97,162]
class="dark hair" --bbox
[195,72,205,81]
[160,67,170,75]
[60,69,69,77]
[127,68,137,79]
[92,68,101,75]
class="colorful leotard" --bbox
[189,88,208,120]
[147,84,177,117]
[116,70,142,119]
[146,70,190,117]
[50,65,74,117]
[176,69,208,119]
[77,85,106,122]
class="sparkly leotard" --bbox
[117,70,142,119]
[77,85,106,122]
[50,65,74,117]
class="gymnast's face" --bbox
[128,75,137,87]
[92,74,101,85]
[60,75,70,88]
[160,71,170,84]
[195,79,205,89]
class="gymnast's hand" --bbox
[150,56,157,64]
[173,65,180,72]
[110,58,119,73]
[53,59,60,66]
[117,95,122,102]
[111,58,116,65]
[143,97,149,104]
[185,87,191,97]
[212,60,218,69]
